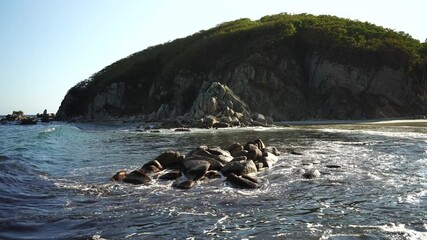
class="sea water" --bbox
[0,122,426,239]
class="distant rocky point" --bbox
[1,109,56,125]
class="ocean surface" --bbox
[0,122,426,239]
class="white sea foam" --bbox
[41,127,56,133]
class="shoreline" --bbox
[278,118,427,127]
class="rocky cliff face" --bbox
[56,14,427,122]
[56,51,425,122]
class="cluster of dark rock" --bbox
[112,139,281,189]
[1,109,55,125]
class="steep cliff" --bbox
[56,14,427,122]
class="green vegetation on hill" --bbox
[60,13,427,118]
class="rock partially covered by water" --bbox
[302,168,321,179]
[111,138,281,190]
[111,169,151,184]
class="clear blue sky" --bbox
[1,0,426,115]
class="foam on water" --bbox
[1,123,426,239]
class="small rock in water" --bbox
[326,165,341,168]
[290,150,303,155]
[302,169,321,179]
[174,128,191,132]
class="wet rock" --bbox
[244,142,258,151]
[141,160,163,173]
[173,180,196,189]
[174,128,191,132]
[302,169,321,179]
[185,156,224,171]
[183,160,210,180]
[123,170,151,184]
[159,170,182,180]
[111,170,127,181]
[228,143,244,157]
[154,151,183,169]
[254,139,266,150]
[226,173,259,189]
[231,156,247,162]
[187,147,233,165]
[221,159,257,176]
[256,152,278,168]
[241,174,260,183]
[255,162,264,171]
[246,148,263,161]
[204,170,222,179]
[205,146,232,158]
[325,165,341,168]
[233,150,248,157]
[263,146,281,156]
[290,150,303,155]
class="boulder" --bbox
[221,159,257,176]
[159,170,182,180]
[231,156,247,162]
[302,169,321,179]
[246,148,263,161]
[233,150,248,157]
[187,147,233,165]
[173,180,196,189]
[185,156,224,171]
[256,152,278,168]
[111,170,127,181]
[241,174,260,183]
[244,142,258,151]
[204,171,222,179]
[141,160,163,173]
[154,151,183,169]
[226,173,259,189]
[251,113,266,124]
[254,139,266,150]
[263,146,281,156]
[123,170,151,184]
[183,160,210,180]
